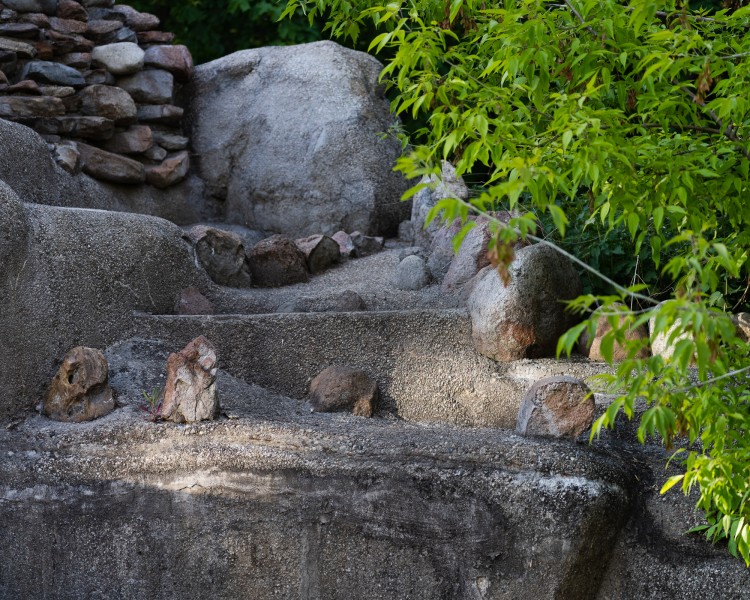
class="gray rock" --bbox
[187,41,411,237]
[467,244,583,361]
[0,36,35,58]
[43,346,115,422]
[308,365,378,417]
[111,4,160,31]
[77,142,145,184]
[441,216,493,293]
[0,22,38,37]
[150,128,188,151]
[20,60,85,87]
[83,68,114,86]
[397,219,413,242]
[84,18,121,41]
[3,0,58,15]
[393,254,429,291]
[136,103,182,125]
[187,225,252,288]
[143,44,192,82]
[118,68,173,104]
[143,143,166,162]
[30,116,115,140]
[102,125,153,154]
[145,150,189,189]
[80,0,114,6]
[295,234,340,274]
[0,117,59,204]
[79,84,137,124]
[331,230,356,258]
[397,246,424,261]
[350,231,384,257]
[161,335,219,423]
[248,234,309,287]
[57,0,87,20]
[38,84,75,97]
[516,376,594,439]
[412,160,469,249]
[90,42,144,75]
[52,141,80,173]
[426,218,462,281]
[0,180,29,281]
[49,16,87,34]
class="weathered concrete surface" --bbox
[0,393,633,600]
[0,204,210,420]
[134,312,611,429]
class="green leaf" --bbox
[660,474,684,495]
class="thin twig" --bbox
[681,87,750,160]
[563,0,600,37]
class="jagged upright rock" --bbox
[187,224,252,288]
[187,40,411,237]
[161,335,219,423]
[43,346,115,422]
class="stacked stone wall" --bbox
[0,0,192,188]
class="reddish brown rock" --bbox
[45,29,94,53]
[77,142,145,183]
[187,225,253,287]
[516,376,594,439]
[177,287,214,316]
[161,336,219,423]
[136,30,174,45]
[308,365,378,417]
[248,234,309,287]
[143,44,192,82]
[57,0,88,21]
[52,141,80,173]
[0,95,64,117]
[7,79,41,94]
[43,346,115,422]
[145,150,189,188]
[79,84,137,124]
[102,124,152,154]
[295,234,340,274]
[85,18,122,41]
[19,12,50,28]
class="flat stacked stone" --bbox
[0,0,192,188]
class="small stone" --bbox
[19,12,49,27]
[39,84,75,97]
[331,230,356,257]
[49,16,87,34]
[161,336,219,424]
[143,44,192,82]
[3,0,58,16]
[145,150,189,188]
[28,115,114,140]
[136,104,183,125]
[79,83,137,124]
[426,218,463,282]
[57,0,87,21]
[102,124,152,154]
[43,346,115,423]
[187,225,253,288]
[7,79,41,94]
[0,36,36,58]
[44,29,94,53]
[277,290,364,314]
[393,254,429,291]
[150,128,188,150]
[0,49,18,75]
[20,60,85,86]
[80,0,114,7]
[58,51,90,69]
[397,246,423,261]
[90,41,143,75]
[111,4,159,31]
[77,141,145,183]
[0,9,18,21]
[0,22,39,37]
[308,365,378,417]
[248,234,309,287]
[398,219,414,242]
[295,234,340,274]
[350,231,384,257]
[143,143,166,161]
[516,376,594,439]
[118,68,173,104]
[84,18,121,40]
[98,25,136,44]
[85,7,123,22]
[0,95,64,117]
[136,30,174,45]
[52,141,80,173]
[177,287,214,316]
[83,67,113,85]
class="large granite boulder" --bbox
[467,244,583,361]
[187,40,411,237]
[0,180,29,281]
[0,117,59,204]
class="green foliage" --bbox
[128,0,321,64]
[140,387,162,422]
[282,0,750,564]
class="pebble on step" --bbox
[308,365,378,417]
[516,376,594,439]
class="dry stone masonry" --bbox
[0,0,192,187]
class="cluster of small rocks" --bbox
[0,0,191,187]
[184,224,386,295]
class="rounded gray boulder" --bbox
[0,180,29,281]
[187,41,411,237]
